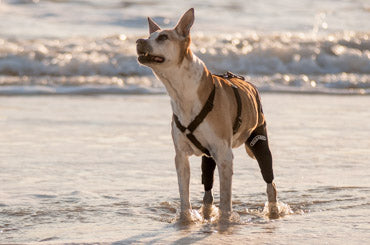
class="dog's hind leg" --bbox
[245,123,277,204]
[201,155,217,219]
[201,155,216,205]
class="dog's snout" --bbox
[136,38,152,54]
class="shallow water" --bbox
[1,94,369,244]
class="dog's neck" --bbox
[153,53,211,124]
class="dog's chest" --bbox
[170,98,202,126]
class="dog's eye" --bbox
[157,34,168,42]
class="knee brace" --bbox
[246,123,274,183]
[201,156,216,191]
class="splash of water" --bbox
[262,201,294,219]
[200,204,219,222]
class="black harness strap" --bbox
[173,71,243,157]
[187,85,216,133]
[232,86,242,134]
[185,133,210,156]
[173,85,216,156]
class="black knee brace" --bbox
[246,123,274,183]
[201,156,216,191]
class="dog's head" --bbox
[136,8,194,68]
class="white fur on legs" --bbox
[267,182,277,203]
[214,147,234,220]
[174,152,192,221]
[267,182,279,218]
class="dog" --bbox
[136,8,278,221]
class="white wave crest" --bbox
[0,32,369,95]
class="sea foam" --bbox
[0,32,369,95]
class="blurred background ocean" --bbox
[0,0,369,95]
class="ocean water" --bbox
[1,94,370,243]
[1,0,370,244]
[0,0,369,95]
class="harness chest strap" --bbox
[173,79,242,157]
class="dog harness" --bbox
[173,72,243,157]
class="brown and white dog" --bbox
[136,8,278,221]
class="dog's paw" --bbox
[267,202,280,219]
[219,210,240,224]
[179,209,202,224]
[263,201,293,219]
[200,204,219,221]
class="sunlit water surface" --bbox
[0,94,369,244]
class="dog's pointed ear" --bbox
[148,17,161,34]
[175,8,194,37]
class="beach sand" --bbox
[0,93,369,244]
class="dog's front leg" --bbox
[214,147,234,220]
[174,151,192,220]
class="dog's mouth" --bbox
[137,52,165,64]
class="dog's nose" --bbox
[136,39,152,54]
[136,39,145,45]
[136,39,147,50]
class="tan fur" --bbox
[196,65,265,150]
[178,36,192,65]
[136,8,277,221]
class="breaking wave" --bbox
[0,31,369,95]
